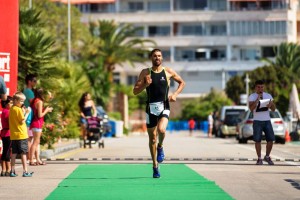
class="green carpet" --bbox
[46,164,233,200]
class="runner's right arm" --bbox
[133,69,151,95]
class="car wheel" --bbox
[238,138,247,144]
[217,129,224,138]
[275,137,285,144]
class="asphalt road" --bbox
[1,131,299,200]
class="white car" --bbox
[236,109,286,144]
[215,105,248,137]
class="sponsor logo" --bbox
[160,76,165,81]
[0,53,10,72]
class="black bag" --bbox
[290,120,300,141]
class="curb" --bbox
[40,141,80,159]
[45,157,300,162]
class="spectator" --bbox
[9,92,33,177]
[188,118,196,136]
[208,112,214,137]
[29,88,53,166]
[23,74,37,161]
[0,96,12,176]
[78,92,97,141]
[248,80,276,165]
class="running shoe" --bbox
[157,146,165,163]
[264,156,274,165]
[256,158,263,165]
[0,171,4,176]
[10,171,18,177]
[153,167,160,178]
[22,171,33,177]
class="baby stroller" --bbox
[83,116,105,148]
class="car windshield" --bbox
[248,111,280,119]
[224,109,247,125]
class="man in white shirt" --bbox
[248,80,276,165]
[207,112,213,137]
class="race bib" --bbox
[149,102,164,116]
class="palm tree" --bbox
[80,20,156,110]
[18,9,61,86]
[82,56,111,106]
[94,20,155,73]
[261,42,300,74]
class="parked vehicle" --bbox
[236,109,286,144]
[215,105,248,137]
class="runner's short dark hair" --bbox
[149,48,162,58]
[255,80,264,86]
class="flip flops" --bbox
[29,162,38,166]
[29,161,46,166]
[37,161,46,165]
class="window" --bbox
[113,73,120,84]
[134,26,144,37]
[211,49,226,60]
[262,46,275,58]
[240,49,258,60]
[170,79,175,87]
[127,75,138,85]
[182,50,194,61]
[174,0,207,10]
[148,1,170,12]
[208,23,226,35]
[230,21,286,36]
[90,4,99,12]
[208,0,226,11]
[128,2,143,12]
[161,49,171,61]
[180,25,203,36]
[149,26,170,36]
[195,52,206,60]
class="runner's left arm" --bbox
[166,67,185,102]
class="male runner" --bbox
[133,48,185,178]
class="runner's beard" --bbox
[153,60,161,67]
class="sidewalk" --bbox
[40,138,80,159]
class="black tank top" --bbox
[146,67,170,110]
[82,106,93,117]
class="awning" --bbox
[229,0,284,1]
[52,0,115,4]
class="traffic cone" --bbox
[285,129,291,142]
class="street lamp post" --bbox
[245,73,250,107]
[68,0,72,62]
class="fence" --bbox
[167,120,209,133]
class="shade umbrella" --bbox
[288,83,300,119]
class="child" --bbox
[29,88,53,166]
[1,96,12,176]
[9,92,33,177]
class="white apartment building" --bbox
[64,0,300,96]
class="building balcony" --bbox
[142,35,286,47]
[81,10,288,24]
